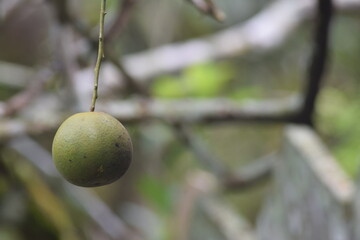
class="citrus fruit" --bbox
[52,112,132,187]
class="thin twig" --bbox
[298,0,333,126]
[90,0,107,112]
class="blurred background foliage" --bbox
[0,0,359,240]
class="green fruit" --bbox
[52,112,132,187]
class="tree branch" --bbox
[99,96,301,124]
[298,0,333,126]
[0,96,300,141]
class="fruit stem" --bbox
[90,0,107,112]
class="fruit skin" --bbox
[52,112,132,187]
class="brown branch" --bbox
[186,0,225,22]
[0,95,299,141]
[0,96,300,141]
[298,0,333,126]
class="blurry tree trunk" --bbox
[256,125,355,240]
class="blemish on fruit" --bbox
[97,165,104,174]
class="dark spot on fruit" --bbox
[68,159,72,162]
[83,155,87,158]
[115,143,120,148]
[97,165,104,174]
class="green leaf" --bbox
[151,76,186,98]
[151,62,234,98]
[183,63,233,97]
